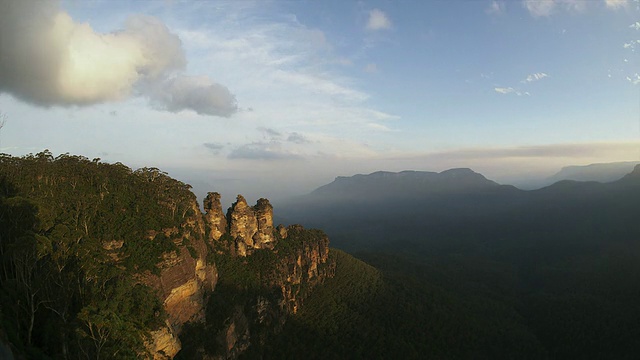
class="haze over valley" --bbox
[1,0,640,358]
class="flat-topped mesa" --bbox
[203,192,227,241]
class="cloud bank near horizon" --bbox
[0,0,236,116]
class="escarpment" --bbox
[175,194,335,359]
[0,153,334,360]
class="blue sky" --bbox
[0,0,639,203]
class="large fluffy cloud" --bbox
[150,75,237,116]
[0,0,236,116]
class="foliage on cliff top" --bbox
[0,151,200,358]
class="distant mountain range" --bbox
[307,168,519,204]
[278,163,640,252]
[276,163,640,358]
[545,161,640,184]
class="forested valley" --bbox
[2,152,640,359]
[276,167,640,358]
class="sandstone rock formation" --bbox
[227,195,259,256]
[253,198,276,250]
[276,224,288,239]
[276,225,334,314]
[225,195,277,256]
[142,199,218,358]
[145,193,333,359]
[149,323,181,360]
[203,192,226,241]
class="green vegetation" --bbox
[0,151,199,358]
[278,166,640,358]
[178,226,334,359]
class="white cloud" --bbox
[495,87,516,94]
[228,141,302,160]
[494,87,529,96]
[631,22,640,30]
[203,142,224,154]
[627,73,640,84]
[367,123,393,132]
[606,0,630,9]
[487,1,506,15]
[522,0,589,17]
[364,63,379,73]
[523,0,556,17]
[366,9,392,31]
[150,75,237,116]
[270,70,369,102]
[0,0,236,117]
[287,132,309,144]
[523,72,549,82]
[562,0,587,12]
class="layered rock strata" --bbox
[225,195,277,256]
[143,200,218,359]
[203,192,227,241]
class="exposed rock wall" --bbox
[227,195,257,256]
[253,198,276,250]
[225,195,277,256]
[149,322,181,360]
[203,192,226,241]
[207,224,335,358]
[143,200,218,358]
[144,193,334,360]
[276,225,334,314]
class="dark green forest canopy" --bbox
[276,165,640,359]
[0,151,200,358]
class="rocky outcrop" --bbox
[275,225,334,314]
[276,224,288,239]
[203,192,227,241]
[149,322,181,360]
[142,200,218,358]
[253,198,276,250]
[144,193,334,359]
[216,307,251,360]
[227,195,259,256]
[225,195,277,256]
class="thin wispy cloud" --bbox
[627,73,640,84]
[606,0,630,9]
[287,132,310,144]
[523,0,556,17]
[169,3,398,159]
[487,1,506,15]
[367,123,394,132]
[228,141,302,161]
[258,127,282,139]
[364,63,379,73]
[366,9,392,31]
[494,87,530,96]
[495,87,515,94]
[423,141,640,160]
[524,0,627,16]
[270,70,369,102]
[204,142,224,154]
[523,72,549,83]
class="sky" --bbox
[1,0,639,204]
